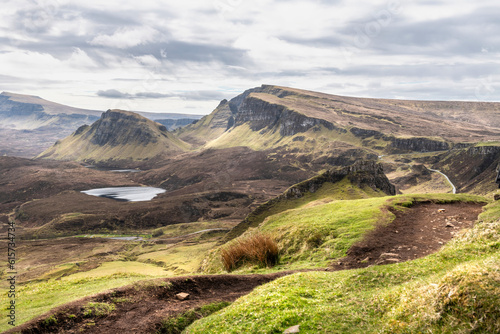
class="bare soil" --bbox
[7,201,485,334]
[331,202,484,270]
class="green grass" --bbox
[151,221,235,239]
[156,301,231,334]
[0,240,219,332]
[211,193,485,272]
[0,274,158,333]
[82,302,116,317]
[67,261,172,280]
[224,177,386,243]
[137,242,217,274]
[186,198,500,334]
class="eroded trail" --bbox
[9,202,485,334]
[332,202,484,270]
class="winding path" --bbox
[428,168,457,194]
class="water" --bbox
[81,187,166,202]
[84,165,141,173]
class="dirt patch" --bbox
[7,272,298,334]
[331,202,484,270]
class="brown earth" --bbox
[7,202,485,334]
[331,202,484,270]
[6,273,297,334]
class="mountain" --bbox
[0,92,204,157]
[180,85,500,153]
[38,84,500,193]
[37,109,190,166]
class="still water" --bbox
[81,187,166,202]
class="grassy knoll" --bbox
[208,193,485,272]
[186,197,499,333]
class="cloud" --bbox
[1,0,500,113]
[90,26,161,49]
[96,89,225,101]
[97,89,133,99]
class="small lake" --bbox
[84,165,141,173]
[81,187,166,202]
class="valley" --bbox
[1,85,500,333]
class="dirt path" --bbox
[9,202,484,334]
[331,202,483,270]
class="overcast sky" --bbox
[1,0,499,114]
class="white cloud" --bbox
[90,26,160,49]
[0,0,500,112]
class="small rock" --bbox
[445,222,455,228]
[284,325,300,333]
[176,292,190,301]
[379,253,400,258]
[385,258,400,263]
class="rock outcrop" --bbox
[388,137,450,153]
[281,160,395,199]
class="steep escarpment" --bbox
[38,110,189,167]
[232,95,338,136]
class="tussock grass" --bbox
[220,232,279,271]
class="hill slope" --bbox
[38,109,189,166]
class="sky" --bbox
[1,0,500,114]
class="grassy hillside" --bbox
[206,193,485,273]
[187,196,499,333]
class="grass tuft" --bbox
[82,302,116,318]
[220,232,279,271]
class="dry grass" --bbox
[220,232,279,271]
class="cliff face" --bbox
[85,110,159,147]
[233,96,336,136]
[388,137,451,153]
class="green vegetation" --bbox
[67,261,171,280]
[0,230,222,332]
[186,197,499,334]
[137,242,218,274]
[156,301,231,334]
[211,193,485,272]
[83,302,116,318]
[0,274,154,332]
[224,178,386,243]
